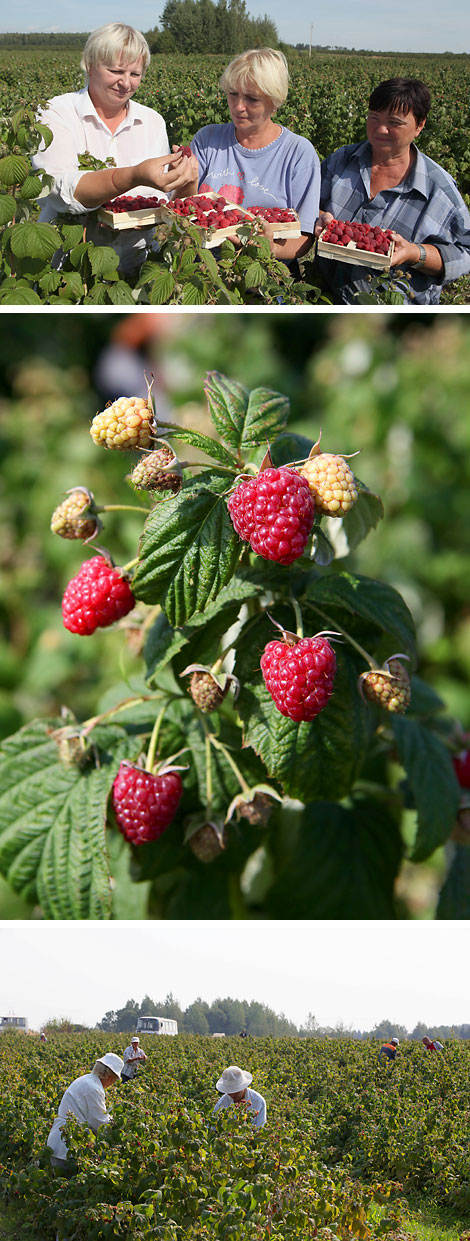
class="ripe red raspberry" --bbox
[260,634,336,722]
[62,556,135,635]
[453,750,470,789]
[227,467,314,565]
[112,762,183,844]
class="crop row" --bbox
[1,1033,469,1238]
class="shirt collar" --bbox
[355,139,428,200]
[77,87,141,131]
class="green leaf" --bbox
[392,716,460,861]
[160,425,238,469]
[132,472,241,626]
[264,792,402,918]
[61,224,86,251]
[88,245,120,277]
[10,221,61,260]
[60,271,85,300]
[38,270,61,296]
[0,194,16,226]
[181,281,206,305]
[108,280,135,304]
[204,372,290,453]
[144,574,261,682]
[309,527,336,566]
[0,285,42,304]
[270,432,315,465]
[0,719,132,918]
[16,174,43,199]
[339,477,384,551]
[200,247,219,279]
[148,270,176,303]
[244,260,265,287]
[0,154,29,186]
[437,844,470,918]
[233,611,371,801]
[306,571,416,656]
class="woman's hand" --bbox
[133,151,198,193]
[314,211,334,238]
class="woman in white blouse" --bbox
[32,23,198,271]
[47,1053,123,1173]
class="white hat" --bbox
[131,1035,140,1043]
[216,1065,252,1093]
[96,1053,124,1078]
[391,1037,399,1046]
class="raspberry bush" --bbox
[0,369,461,919]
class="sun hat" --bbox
[131,1035,140,1043]
[96,1053,124,1078]
[216,1065,252,1093]
[391,1037,399,1046]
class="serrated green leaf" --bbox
[38,270,61,296]
[306,571,416,656]
[60,271,85,300]
[10,221,61,260]
[17,174,43,199]
[339,478,384,550]
[60,224,85,251]
[0,719,132,918]
[132,472,241,626]
[437,844,470,918]
[204,372,290,454]
[88,245,120,276]
[165,425,238,468]
[0,194,16,226]
[233,612,370,801]
[392,716,460,861]
[244,260,265,287]
[144,574,261,682]
[0,285,42,304]
[264,792,402,918]
[181,281,206,305]
[200,247,219,278]
[270,432,315,465]
[0,154,29,186]
[148,269,176,303]
[107,280,134,304]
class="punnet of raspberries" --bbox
[112,762,183,844]
[260,634,336,722]
[50,488,98,541]
[102,195,164,212]
[62,556,135,635]
[90,396,155,450]
[129,445,182,492]
[359,659,411,714]
[300,452,358,517]
[321,218,393,255]
[227,467,314,565]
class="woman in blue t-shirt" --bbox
[181,48,319,264]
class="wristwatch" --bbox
[413,243,427,268]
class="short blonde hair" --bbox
[81,24,151,78]
[219,48,289,109]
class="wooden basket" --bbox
[97,202,165,230]
[317,227,394,270]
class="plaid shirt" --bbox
[318,140,470,303]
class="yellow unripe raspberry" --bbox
[360,659,411,714]
[90,396,154,450]
[300,454,358,517]
[50,489,98,541]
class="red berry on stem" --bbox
[227,467,314,566]
[112,762,183,844]
[62,556,135,635]
[260,634,336,722]
[453,751,470,789]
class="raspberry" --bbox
[129,446,181,493]
[359,659,411,713]
[188,821,227,862]
[189,671,228,712]
[300,453,358,517]
[452,750,470,789]
[260,635,336,722]
[112,762,183,844]
[90,396,154,450]
[228,467,314,565]
[61,556,135,635]
[50,489,98,541]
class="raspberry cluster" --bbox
[261,635,336,722]
[168,195,246,227]
[322,219,393,254]
[62,556,135,635]
[90,396,154,451]
[227,467,314,565]
[102,195,163,212]
[112,762,183,844]
[300,453,358,517]
[249,206,297,222]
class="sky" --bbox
[2,921,470,1033]
[4,0,469,52]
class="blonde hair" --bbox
[81,24,151,78]
[219,48,289,109]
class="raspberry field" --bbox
[0,51,469,303]
[1,1030,469,1240]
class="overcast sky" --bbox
[2,922,469,1033]
[4,0,468,53]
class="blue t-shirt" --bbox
[191,122,320,235]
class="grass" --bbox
[402,1195,468,1241]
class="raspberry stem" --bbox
[81,695,153,739]
[207,729,251,795]
[145,706,167,773]
[306,602,378,670]
[290,596,304,640]
[98,504,152,514]
[205,733,213,815]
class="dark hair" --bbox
[368,78,431,124]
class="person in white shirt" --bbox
[47,1053,123,1173]
[121,1035,147,1083]
[213,1065,266,1128]
[32,22,198,272]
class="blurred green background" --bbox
[1,310,469,917]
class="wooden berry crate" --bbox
[251,210,301,239]
[317,227,394,270]
[97,202,165,230]
[160,194,301,247]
